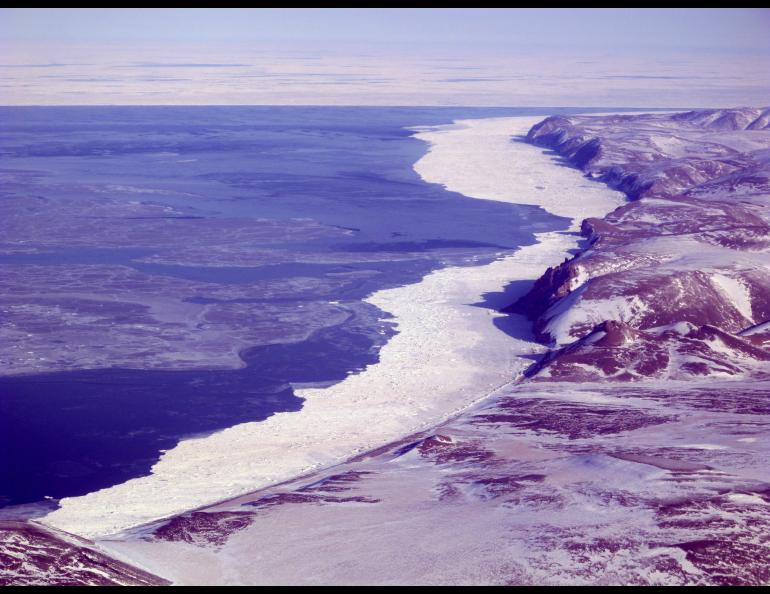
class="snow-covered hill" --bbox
[511,108,770,381]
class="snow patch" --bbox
[710,273,754,322]
[651,321,697,336]
[727,493,767,506]
[545,294,649,346]
[569,265,591,291]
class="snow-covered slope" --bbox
[96,378,770,586]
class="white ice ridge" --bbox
[41,115,626,538]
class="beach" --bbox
[40,115,626,539]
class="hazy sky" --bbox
[2,8,768,106]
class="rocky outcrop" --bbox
[511,108,770,381]
[0,521,168,586]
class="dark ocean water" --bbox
[0,106,614,509]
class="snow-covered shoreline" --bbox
[40,115,626,539]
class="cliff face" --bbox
[510,108,770,381]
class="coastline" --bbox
[40,115,627,539]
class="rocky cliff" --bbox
[508,108,770,381]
